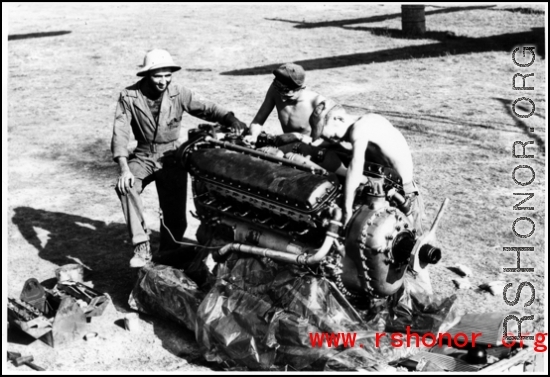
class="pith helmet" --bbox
[137,49,181,77]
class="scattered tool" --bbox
[7,351,46,371]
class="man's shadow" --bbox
[10,206,216,365]
[11,206,154,311]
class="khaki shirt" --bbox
[111,79,229,160]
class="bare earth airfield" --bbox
[5,3,547,372]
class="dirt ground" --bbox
[4,3,547,372]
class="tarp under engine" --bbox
[129,248,458,371]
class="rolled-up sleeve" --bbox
[180,87,229,123]
[111,93,132,161]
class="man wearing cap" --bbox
[310,100,424,233]
[246,63,326,145]
[112,49,247,268]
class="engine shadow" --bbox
[8,30,72,41]
[11,206,156,311]
[221,28,544,75]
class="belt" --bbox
[363,161,403,186]
[135,141,179,154]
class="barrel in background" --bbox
[401,5,426,36]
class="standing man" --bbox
[112,49,247,268]
[246,63,326,145]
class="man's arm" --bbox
[181,88,247,133]
[248,84,277,140]
[344,125,369,225]
[111,93,132,162]
[111,94,137,195]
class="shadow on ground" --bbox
[8,30,72,41]
[494,97,546,153]
[10,207,213,363]
[266,5,496,29]
[222,28,544,75]
[11,207,149,311]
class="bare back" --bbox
[348,113,414,184]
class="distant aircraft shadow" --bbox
[341,26,463,41]
[221,28,544,75]
[8,30,72,41]
[266,5,496,29]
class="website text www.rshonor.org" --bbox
[308,327,548,352]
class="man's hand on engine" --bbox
[242,123,262,145]
[117,169,135,195]
[275,132,312,146]
[223,112,248,135]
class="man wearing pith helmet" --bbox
[111,49,247,268]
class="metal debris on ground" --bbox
[7,351,46,371]
[454,264,473,277]
[477,280,506,296]
[7,277,110,347]
[452,277,472,290]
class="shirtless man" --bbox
[311,100,424,231]
[246,63,325,145]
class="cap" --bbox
[272,63,305,89]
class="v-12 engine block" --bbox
[179,126,437,300]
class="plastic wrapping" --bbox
[129,253,458,370]
[385,272,461,336]
[129,264,204,332]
